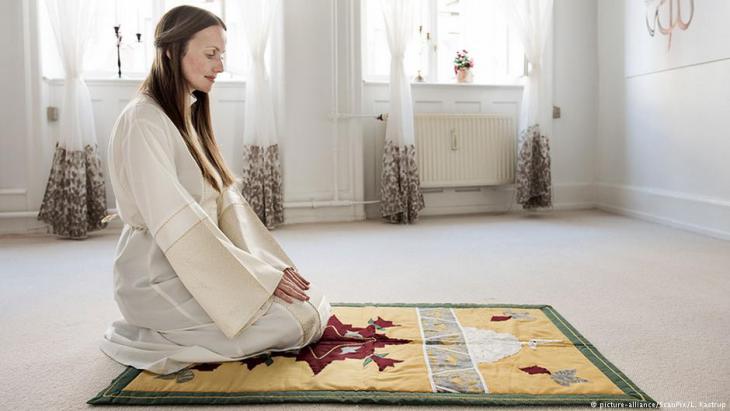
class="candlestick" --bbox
[114,25,122,78]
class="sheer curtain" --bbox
[38,0,108,239]
[379,0,425,224]
[506,0,554,209]
[239,0,284,229]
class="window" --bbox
[40,0,251,80]
[362,0,525,84]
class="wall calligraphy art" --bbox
[645,0,694,50]
[625,0,730,77]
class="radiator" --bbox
[414,113,516,188]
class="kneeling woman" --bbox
[102,6,330,375]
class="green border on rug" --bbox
[88,303,657,407]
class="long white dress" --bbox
[101,93,330,375]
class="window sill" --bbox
[44,76,247,87]
[363,79,523,89]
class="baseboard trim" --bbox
[419,183,595,216]
[361,183,595,219]
[283,204,366,225]
[596,183,730,241]
[0,189,27,195]
[0,208,123,236]
[0,216,47,236]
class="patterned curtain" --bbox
[38,0,107,238]
[379,0,425,224]
[506,0,554,209]
[239,0,284,229]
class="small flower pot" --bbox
[456,68,473,83]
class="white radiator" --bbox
[414,113,516,188]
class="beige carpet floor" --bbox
[1,209,728,410]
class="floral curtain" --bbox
[379,0,425,224]
[38,0,108,238]
[506,0,554,209]
[239,0,284,229]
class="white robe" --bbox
[101,93,330,375]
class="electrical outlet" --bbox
[552,105,561,119]
[47,106,59,122]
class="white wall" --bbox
[0,0,48,235]
[552,0,598,199]
[597,0,730,240]
[0,0,29,205]
[1,0,600,233]
[279,0,366,223]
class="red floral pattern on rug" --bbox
[241,315,411,374]
[520,365,552,375]
[520,364,589,387]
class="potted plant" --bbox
[454,49,474,83]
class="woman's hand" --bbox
[284,267,310,289]
[273,267,311,303]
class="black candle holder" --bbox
[113,25,142,79]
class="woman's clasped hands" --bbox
[274,267,311,303]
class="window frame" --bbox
[360,0,526,86]
[39,0,250,81]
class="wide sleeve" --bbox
[217,183,296,272]
[119,119,283,339]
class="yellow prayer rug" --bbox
[89,304,656,407]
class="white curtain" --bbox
[381,0,415,147]
[242,0,278,148]
[38,0,108,239]
[239,0,284,229]
[505,0,554,209]
[379,0,425,224]
[45,0,97,151]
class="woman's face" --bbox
[181,25,226,94]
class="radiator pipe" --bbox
[329,112,388,121]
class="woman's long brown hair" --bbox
[141,5,235,192]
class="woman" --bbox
[102,6,330,375]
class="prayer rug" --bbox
[89,303,656,406]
